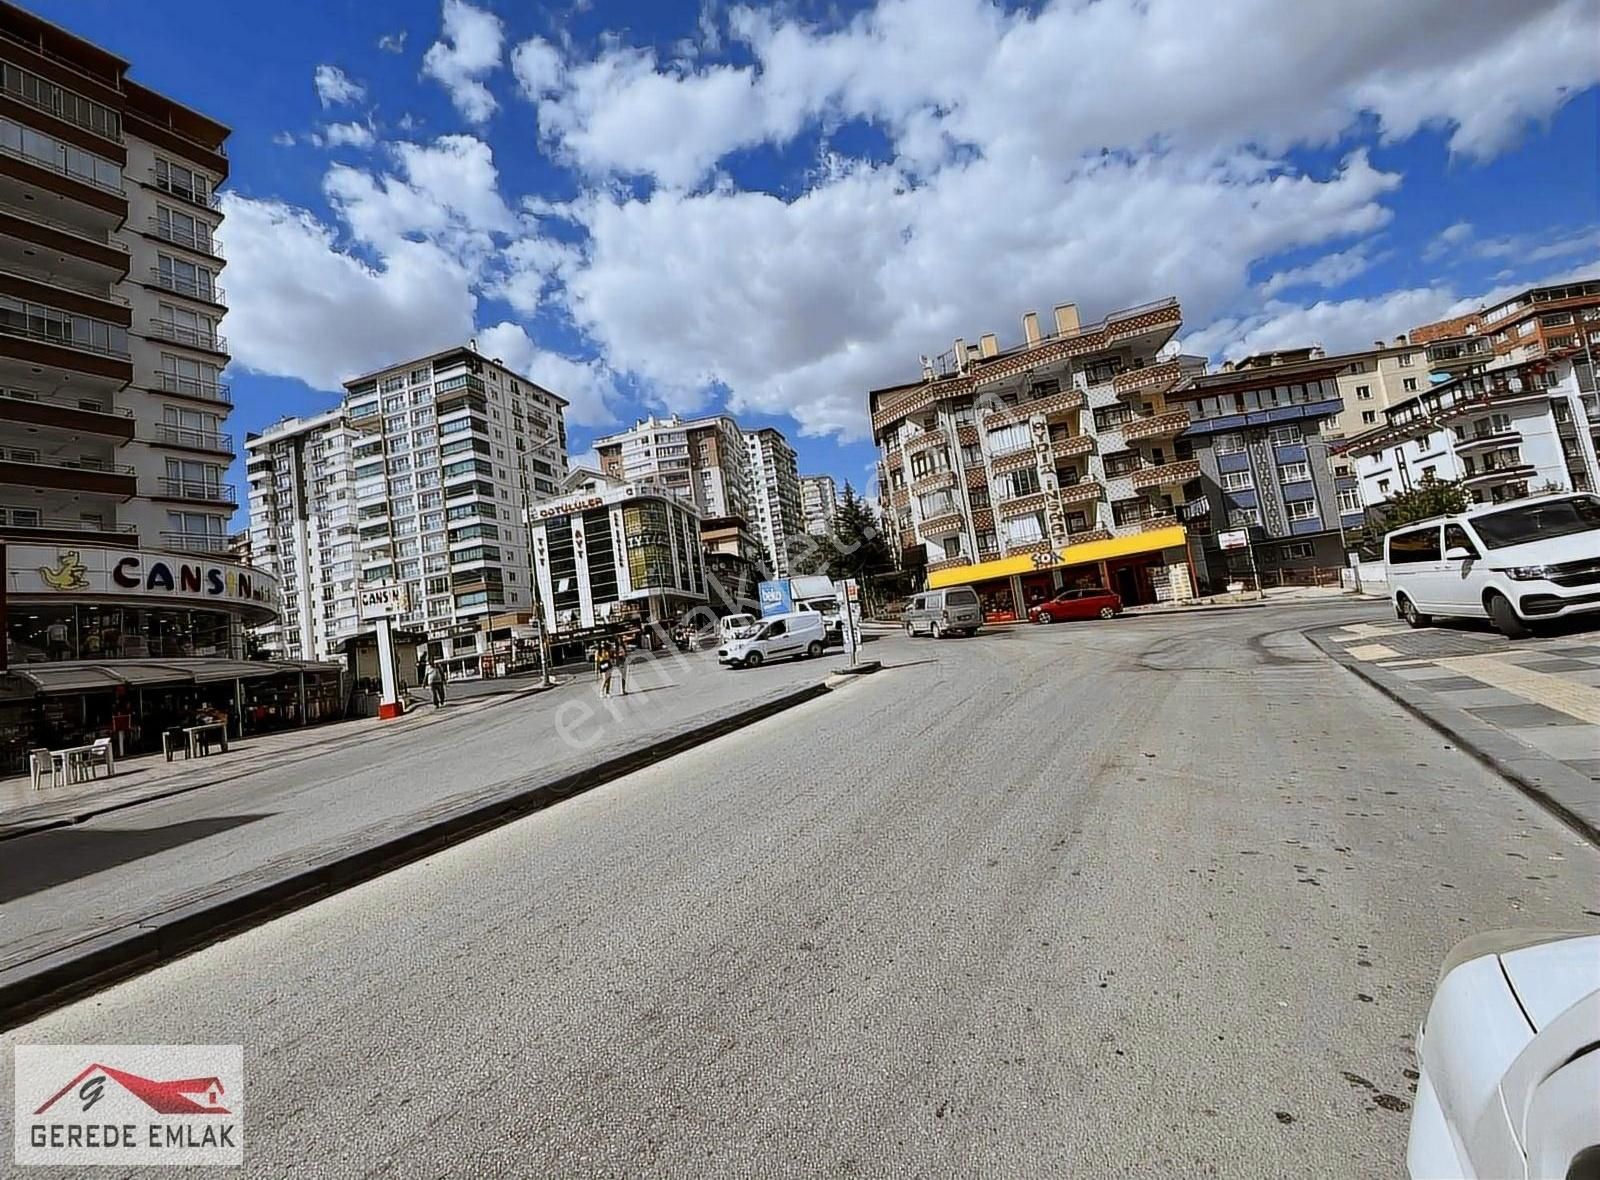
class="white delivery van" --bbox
[717,611,827,668]
[717,614,759,652]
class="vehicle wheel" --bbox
[932,622,945,639]
[1398,595,1431,629]
[1098,606,1116,620]
[746,651,764,668]
[1034,611,1051,624]
[1487,592,1530,640]
[905,622,915,637]
[807,640,824,657]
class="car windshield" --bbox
[1471,495,1600,549]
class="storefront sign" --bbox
[359,582,409,621]
[7,544,278,609]
[1218,529,1250,551]
[535,496,604,520]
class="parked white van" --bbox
[718,611,828,668]
[1385,492,1600,638]
[718,613,758,645]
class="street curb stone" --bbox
[0,681,832,1031]
[1305,625,1600,846]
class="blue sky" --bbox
[31,0,1600,525]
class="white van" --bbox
[718,614,758,645]
[1385,492,1600,638]
[718,611,828,668]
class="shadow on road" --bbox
[0,814,273,904]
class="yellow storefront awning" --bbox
[926,525,1187,589]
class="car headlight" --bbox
[1500,565,1554,581]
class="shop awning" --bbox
[926,525,1188,589]
[2,659,345,696]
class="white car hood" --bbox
[1500,935,1600,1031]
[1479,532,1600,567]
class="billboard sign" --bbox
[1218,529,1250,551]
[757,580,793,617]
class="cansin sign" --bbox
[7,544,279,617]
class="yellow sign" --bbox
[926,525,1188,588]
[38,550,90,591]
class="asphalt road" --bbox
[5,602,1597,1178]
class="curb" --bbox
[1305,625,1600,846]
[0,682,832,1031]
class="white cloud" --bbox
[1424,219,1475,261]
[379,30,408,54]
[322,121,376,149]
[272,131,296,147]
[422,0,504,124]
[219,194,476,391]
[1259,245,1380,297]
[313,64,365,108]
[476,322,619,427]
[1180,288,1458,362]
[510,37,564,100]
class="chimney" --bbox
[1310,345,1325,359]
[1374,341,1384,349]
[1053,303,1080,337]
[953,338,966,372]
[1022,312,1041,345]
[1221,360,1235,373]
[1395,333,1408,346]
[979,333,999,358]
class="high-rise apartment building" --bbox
[593,413,756,525]
[870,298,1200,618]
[0,2,281,664]
[246,346,569,662]
[744,426,802,575]
[800,474,838,536]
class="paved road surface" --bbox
[5,602,1596,1177]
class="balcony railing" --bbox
[1129,457,1202,491]
[0,197,128,251]
[0,387,129,416]
[0,314,130,359]
[147,318,227,353]
[152,171,219,210]
[156,477,235,503]
[151,370,231,403]
[150,267,224,304]
[147,218,222,257]
[0,264,126,303]
[159,531,228,554]
[919,510,965,536]
[0,513,134,536]
[152,423,233,453]
[903,428,947,454]
[1122,408,1192,442]
[0,453,133,476]
[0,137,123,195]
[1057,479,1104,504]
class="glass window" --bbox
[1214,433,1246,456]
[1220,469,1254,491]
[1387,526,1441,563]
[1277,462,1311,484]
[1285,499,1318,522]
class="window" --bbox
[986,423,1030,455]
[1214,433,1246,456]
[1220,469,1254,491]
[1277,461,1311,484]
[1228,507,1260,528]
[1285,499,1318,522]
[1398,353,1414,367]
[1443,524,1480,558]
[961,443,983,467]
[1103,451,1141,477]
[1355,385,1372,400]
[1269,425,1300,447]
[1092,404,1132,431]
[1360,411,1377,425]
[968,487,991,509]
[975,531,998,555]
[1402,377,1419,392]
[1278,541,1315,560]
[910,448,950,478]
[1003,514,1045,544]
[1387,526,1440,564]
[998,467,1040,499]
[1029,378,1061,398]
[1337,487,1362,514]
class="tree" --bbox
[1354,475,1469,557]
[826,482,894,588]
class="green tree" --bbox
[826,482,894,587]
[1354,475,1470,556]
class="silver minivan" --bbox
[903,586,983,638]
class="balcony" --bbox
[0,454,135,498]
[903,428,947,455]
[1122,408,1192,442]
[0,387,132,440]
[1050,434,1096,460]
[0,513,135,544]
[996,491,1048,520]
[155,477,236,505]
[910,469,956,495]
[1462,463,1535,488]
[159,531,230,555]
[919,510,965,536]
[990,449,1037,475]
[1111,359,1184,397]
[147,217,223,259]
[149,267,225,305]
[0,136,125,211]
[1057,479,1104,505]
[1129,457,1202,491]
[927,555,972,574]
[981,388,1085,429]
[146,318,227,354]
[151,423,233,454]
[151,170,220,210]
[1453,427,1521,454]
[150,370,231,404]
[1139,514,1180,532]
[0,199,129,275]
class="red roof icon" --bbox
[34,1063,230,1116]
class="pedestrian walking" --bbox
[614,637,628,696]
[427,662,446,707]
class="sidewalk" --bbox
[0,682,555,839]
[1309,619,1600,841]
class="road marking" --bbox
[1436,655,1600,724]
[1346,643,1403,661]
[1336,623,1408,639]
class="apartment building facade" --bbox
[594,413,756,525]
[1412,280,1600,370]
[800,474,838,536]
[870,298,1199,619]
[528,481,707,634]
[0,2,280,672]
[1338,357,1600,510]
[245,347,569,663]
[1318,339,1431,440]
[744,426,802,576]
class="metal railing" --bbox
[0,452,133,475]
[0,264,126,303]
[0,58,123,142]
[157,477,235,502]
[152,423,232,452]
[147,217,222,257]
[151,370,231,402]
[0,136,123,195]
[159,531,228,554]
[151,170,219,209]
[149,267,224,303]
[146,318,227,353]
[0,316,129,358]
[0,197,127,250]
[0,386,130,415]
[0,512,133,534]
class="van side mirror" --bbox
[1445,546,1475,562]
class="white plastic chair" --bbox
[84,737,115,779]
[28,748,58,790]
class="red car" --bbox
[1030,586,1123,623]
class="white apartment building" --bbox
[1340,357,1600,510]
[744,426,802,576]
[246,346,570,661]
[800,474,839,536]
[593,413,756,524]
